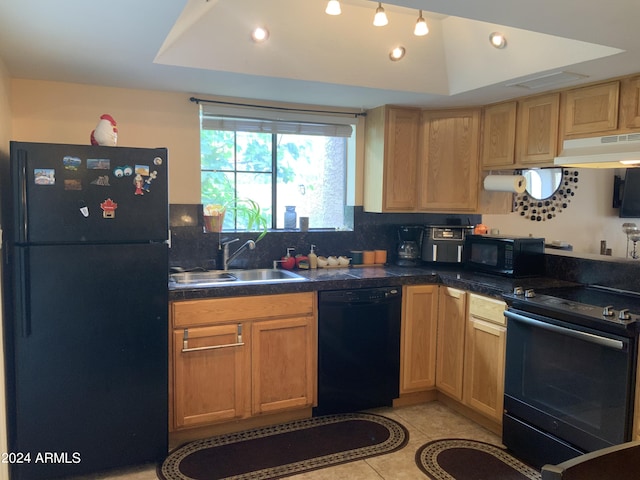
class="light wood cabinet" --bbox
[436,287,467,401]
[419,109,480,211]
[563,81,620,136]
[170,293,317,431]
[621,75,640,130]
[364,105,420,212]
[400,285,438,393]
[252,316,316,415]
[463,293,506,423]
[172,323,250,429]
[481,101,517,168]
[516,93,560,165]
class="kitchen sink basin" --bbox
[169,271,236,285]
[231,269,305,282]
[169,268,307,287]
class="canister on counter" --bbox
[374,250,387,264]
[362,250,375,264]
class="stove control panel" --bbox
[510,286,639,326]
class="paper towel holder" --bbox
[513,168,580,222]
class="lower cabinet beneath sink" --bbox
[169,292,317,433]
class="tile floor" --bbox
[62,401,503,480]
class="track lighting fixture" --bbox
[373,2,388,27]
[325,0,341,16]
[414,10,429,36]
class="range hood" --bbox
[554,133,640,168]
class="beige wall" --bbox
[11,79,202,203]
[483,168,632,258]
[0,57,11,480]
[10,79,366,206]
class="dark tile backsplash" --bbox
[169,204,481,270]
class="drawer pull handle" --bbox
[182,324,244,353]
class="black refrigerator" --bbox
[2,141,169,480]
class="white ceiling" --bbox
[1,0,639,110]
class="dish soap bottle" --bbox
[308,244,318,269]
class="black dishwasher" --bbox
[314,286,402,416]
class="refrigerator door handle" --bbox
[16,150,29,242]
[17,248,31,337]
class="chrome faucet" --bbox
[222,238,256,271]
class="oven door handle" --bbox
[504,310,625,350]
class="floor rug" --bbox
[159,412,408,480]
[416,439,541,480]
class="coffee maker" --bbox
[397,226,423,266]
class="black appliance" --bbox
[464,234,545,277]
[314,287,401,415]
[422,225,473,264]
[502,285,640,469]
[397,226,423,266]
[2,141,169,480]
[617,168,640,218]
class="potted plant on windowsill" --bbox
[204,198,269,242]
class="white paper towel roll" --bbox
[483,175,526,193]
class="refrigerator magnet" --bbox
[78,201,89,218]
[34,169,55,185]
[153,156,163,165]
[64,179,82,191]
[113,165,133,178]
[90,175,110,186]
[87,158,111,170]
[142,171,157,193]
[135,165,150,176]
[133,174,144,195]
[100,198,118,218]
[63,156,81,171]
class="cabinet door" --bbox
[563,81,620,136]
[419,109,480,211]
[252,316,316,414]
[383,108,420,211]
[436,287,467,401]
[173,323,249,429]
[482,102,517,168]
[400,285,438,393]
[516,93,560,165]
[621,76,640,130]
[463,316,506,423]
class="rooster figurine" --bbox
[90,114,118,146]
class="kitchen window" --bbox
[199,104,357,231]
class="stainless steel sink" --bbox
[169,271,236,286]
[169,268,307,287]
[231,269,305,283]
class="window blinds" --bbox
[200,104,355,138]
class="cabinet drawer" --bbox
[468,293,506,325]
[172,292,315,328]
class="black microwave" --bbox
[463,235,545,277]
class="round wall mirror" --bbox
[522,168,563,200]
[514,168,580,221]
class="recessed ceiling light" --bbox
[489,32,507,49]
[389,46,405,61]
[251,27,270,43]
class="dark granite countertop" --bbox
[168,265,578,302]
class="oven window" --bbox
[505,316,632,446]
[470,243,498,266]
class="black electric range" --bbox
[502,284,640,338]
